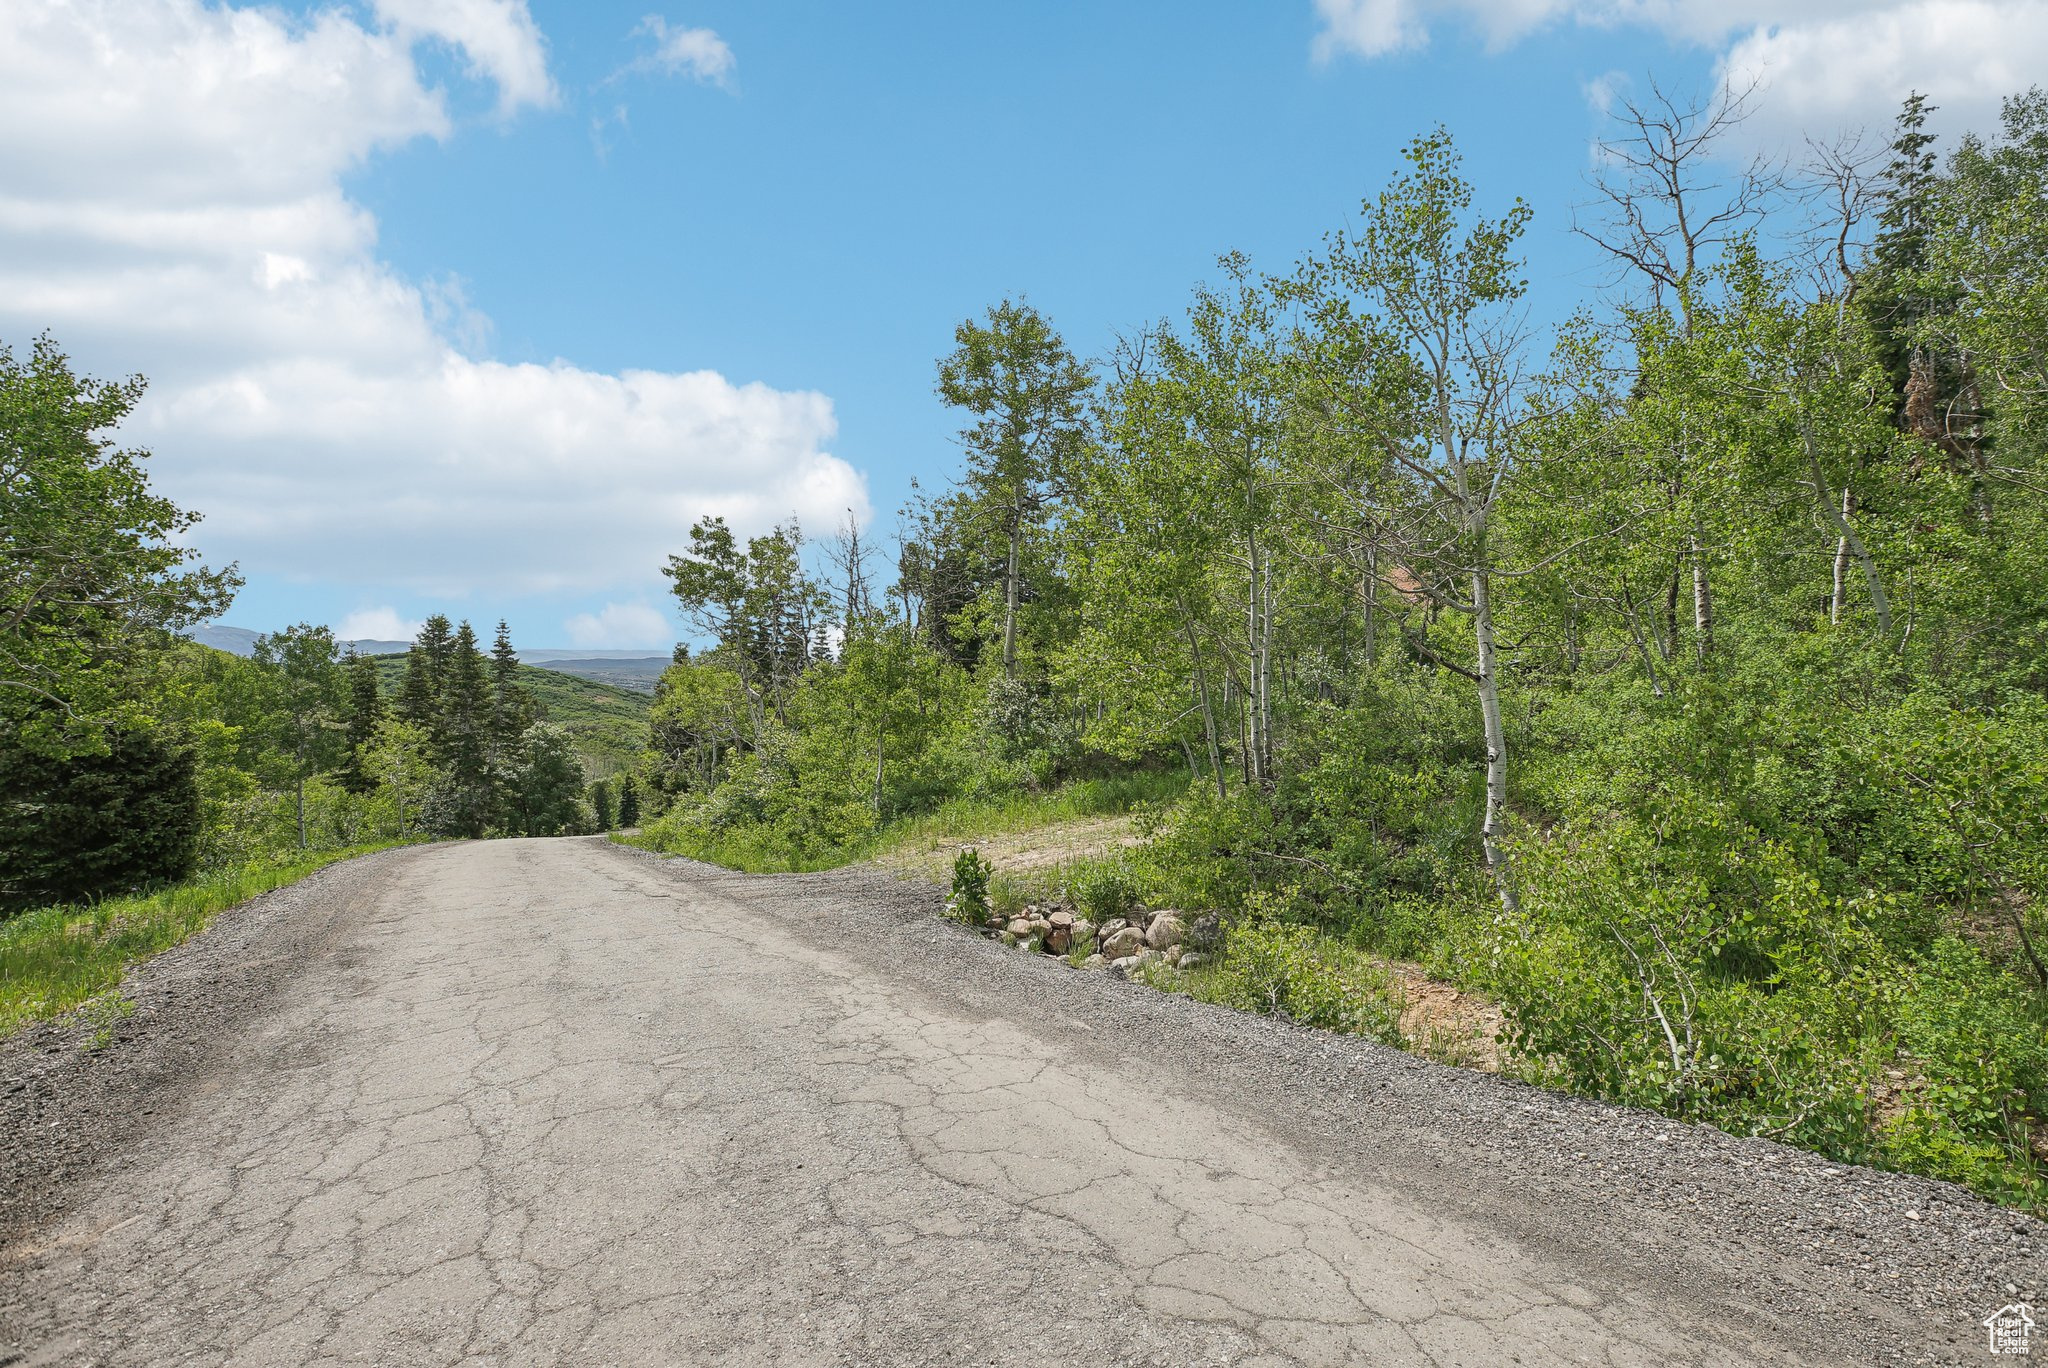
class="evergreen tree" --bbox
[616,774,641,827]
[400,614,453,734]
[338,649,384,794]
[489,619,538,753]
[590,778,615,831]
[428,621,497,837]
[0,725,201,912]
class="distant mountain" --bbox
[523,657,669,694]
[187,624,409,657]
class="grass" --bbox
[618,771,1185,875]
[0,842,406,1042]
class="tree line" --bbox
[632,91,2048,1206]
[1,342,622,912]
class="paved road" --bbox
[1,839,2035,1365]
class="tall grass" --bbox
[621,772,1184,875]
[0,842,405,1040]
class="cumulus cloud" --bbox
[1310,0,2048,140]
[621,16,736,88]
[0,1,864,600]
[337,607,425,642]
[564,603,675,650]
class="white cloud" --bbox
[1310,0,2048,140]
[0,1,865,601]
[338,607,425,642]
[371,0,556,115]
[622,16,736,87]
[565,603,675,650]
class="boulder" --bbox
[1097,917,1129,942]
[1082,954,1106,970]
[1027,917,1052,937]
[1049,909,1074,930]
[1177,952,1210,971]
[1146,913,1187,952]
[1188,912,1223,951]
[1046,926,1073,955]
[1006,917,1033,938]
[1099,926,1147,960]
[1107,955,1142,979]
[1071,919,1095,946]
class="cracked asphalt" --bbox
[1,837,2039,1365]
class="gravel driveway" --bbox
[0,837,2038,1365]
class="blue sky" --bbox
[5,1,2036,648]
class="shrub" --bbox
[1200,919,1405,1045]
[948,848,993,924]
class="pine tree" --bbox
[400,614,454,735]
[489,619,537,754]
[431,621,497,837]
[338,649,384,794]
[590,778,615,831]
[617,774,641,827]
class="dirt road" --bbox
[1,839,2037,1365]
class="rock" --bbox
[1099,926,1146,960]
[1107,956,1143,979]
[1006,918,1032,938]
[1188,912,1223,950]
[998,931,1019,947]
[1146,913,1187,952]
[1098,917,1128,940]
[1027,917,1051,936]
[1046,927,1073,954]
[1082,954,1106,970]
[1049,909,1074,930]
[1176,953,1209,971]
[1071,919,1095,946]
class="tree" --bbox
[616,774,641,827]
[490,620,537,753]
[1,336,238,756]
[0,725,201,912]
[1297,128,1537,911]
[360,718,434,838]
[427,621,497,837]
[400,614,453,733]
[509,724,589,837]
[936,301,1094,680]
[253,624,347,850]
[664,518,830,746]
[337,649,384,794]
[590,778,615,831]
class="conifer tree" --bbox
[590,778,615,831]
[338,648,384,794]
[431,621,497,836]
[400,614,453,735]
[489,619,537,753]
[616,774,641,827]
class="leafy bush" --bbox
[1067,856,1138,922]
[1197,919,1406,1045]
[947,848,993,924]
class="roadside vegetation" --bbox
[0,842,401,1041]
[626,94,2048,1211]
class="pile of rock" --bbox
[983,903,1217,977]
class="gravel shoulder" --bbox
[0,837,2038,1366]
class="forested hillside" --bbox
[631,95,2048,1207]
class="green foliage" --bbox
[1067,857,1139,923]
[0,336,237,758]
[947,848,993,924]
[1192,919,1406,1045]
[0,726,200,914]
